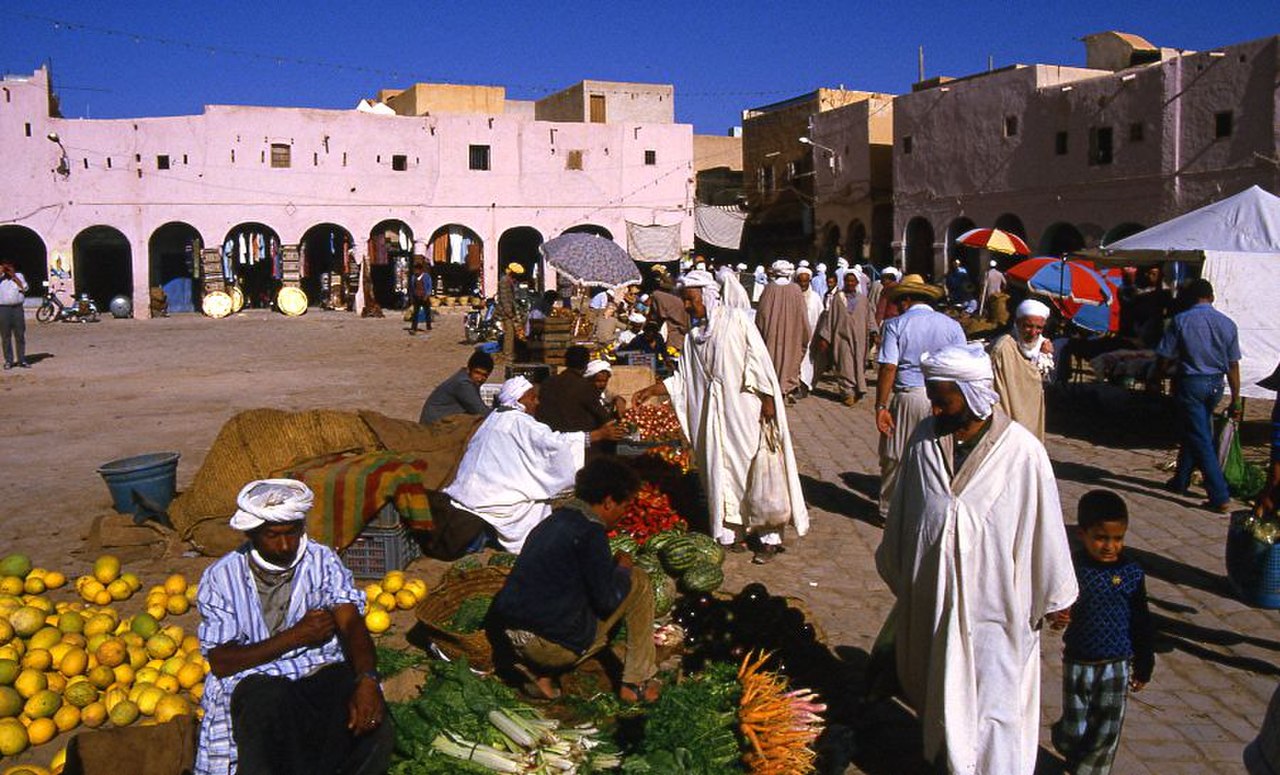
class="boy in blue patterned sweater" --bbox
[1050,489,1155,775]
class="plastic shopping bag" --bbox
[743,418,790,528]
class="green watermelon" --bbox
[609,534,639,556]
[652,573,677,617]
[645,530,685,554]
[660,536,703,574]
[685,533,725,566]
[679,562,724,593]
[635,551,663,577]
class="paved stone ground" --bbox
[4,309,1275,773]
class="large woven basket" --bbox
[414,566,510,671]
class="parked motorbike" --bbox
[36,283,100,323]
[463,298,500,344]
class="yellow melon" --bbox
[145,634,177,660]
[94,638,127,668]
[162,574,187,596]
[111,664,134,687]
[91,556,121,586]
[52,703,79,733]
[152,693,191,724]
[13,669,46,699]
[175,662,205,690]
[0,660,17,686]
[0,686,22,718]
[8,607,46,639]
[154,675,179,695]
[21,577,45,596]
[106,580,132,603]
[120,573,141,593]
[0,578,24,597]
[164,595,189,616]
[0,619,13,646]
[364,609,391,634]
[129,613,160,640]
[22,689,61,719]
[135,685,164,716]
[58,648,88,679]
[80,701,107,728]
[62,680,98,709]
[107,699,139,727]
[0,717,28,756]
[20,649,51,672]
[85,665,115,690]
[42,571,66,590]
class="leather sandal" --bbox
[619,677,663,704]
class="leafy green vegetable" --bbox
[447,594,493,634]
[377,646,428,678]
[625,662,743,773]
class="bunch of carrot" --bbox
[736,651,827,774]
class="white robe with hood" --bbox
[798,285,825,390]
[442,408,586,552]
[875,411,1077,775]
[664,306,809,543]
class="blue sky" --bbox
[2,2,1274,134]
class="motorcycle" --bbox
[36,284,100,323]
[463,297,501,344]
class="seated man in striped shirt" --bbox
[195,478,392,775]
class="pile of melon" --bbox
[0,552,205,771]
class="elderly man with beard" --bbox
[875,343,1078,775]
[195,479,392,775]
[816,271,869,405]
[755,259,812,404]
[443,376,624,552]
[631,270,808,564]
[989,298,1056,441]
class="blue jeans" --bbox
[1171,374,1230,506]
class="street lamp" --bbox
[47,132,70,178]
[798,136,837,172]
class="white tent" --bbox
[1086,186,1280,399]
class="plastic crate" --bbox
[367,502,401,529]
[340,524,422,579]
[479,383,502,408]
[505,362,552,383]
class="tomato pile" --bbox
[646,444,693,474]
[609,483,687,544]
[622,403,683,441]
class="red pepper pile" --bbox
[608,482,687,544]
[647,444,693,474]
[622,404,684,442]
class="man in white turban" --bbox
[196,479,392,775]
[617,312,647,347]
[751,265,768,304]
[632,270,809,564]
[794,266,825,394]
[989,298,1055,441]
[875,343,1077,775]
[755,259,812,402]
[443,377,623,552]
[815,271,869,405]
[716,263,752,311]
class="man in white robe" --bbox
[875,344,1077,775]
[795,266,825,394]
[443,377,623,552]
[716,264,752,311]
[632,270,808,564]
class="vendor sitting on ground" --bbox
[418,349,495,424]
[442,376,625,552]
[537,345,615,433]
[195,478,391,775]
[491,456,660,702]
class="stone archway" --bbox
[904,217,935,279]
[1039,222,1085,257]
[847,220,867,264]
[149,222,203,313]
[1102,222,1146,246]
[300,223,354,307]
[564,224,613,240]
[993,213,1027,242]
[822,223,841,262]
[428,224,484,297]
[223,223,281,309]
[499,227,545,291]
[368,220,414,309]
[72,226,132,310]
[0,226,47,299]
[945,216,978,278]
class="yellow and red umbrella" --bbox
[956,227,1031,256]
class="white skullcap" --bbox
[836,257,849,268]
[989,260,998,268]
[816,263,828,273]
[770,259,795,277]
[230,479,314,532]
[921,343,1000,420]
[498,376,534,409]
[628,312,647,324]
[1016,299,1051,320]
[638,293,650,302]
[583,359,612,379]
[679,269,717,290]
[798,259,811,268]
[881,267,900,279]
[754,265,765,273]
[736,263,748,271]
[794,265,813,277]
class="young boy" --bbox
[1050,489,1155,775]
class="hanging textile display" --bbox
[626,221,682,263]
[694,204,748,250]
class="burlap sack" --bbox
[64,715,196,775]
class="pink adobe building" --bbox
[889,32,1280,279]
[0,69,694,316]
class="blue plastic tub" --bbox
[1226,515,1280,609]
[96,452,181,516]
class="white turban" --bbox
[921,343,1000,420]
[1016,299,1051,321]
[990,259,998,268]
[679,269,721,328]
[736,263,748,271]
[836,257,849,269]
[583,359,612,379]
[230,479,314,532]
[816,263,828,273]
[638,294,650,302]
[628,312,647,325]
[881,267,900,280]
[498,376,534,409]
[680,269,717,290]
[798,259,811,268]
[770,259,795,277]
[794,265,813,277]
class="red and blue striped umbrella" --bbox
[1053,268,1123,332]
[1006,256,1112,306]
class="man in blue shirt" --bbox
[1154,278,1241,512]
[874,273,966,519]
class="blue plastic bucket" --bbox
[96,452,181,516]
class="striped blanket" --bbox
[276,450,434,551]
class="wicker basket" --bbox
[414,566,510,671]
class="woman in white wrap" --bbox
[875,343,1077,775]
[443,377,622,552]
[632,270,809,563]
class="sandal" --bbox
[619,677,663,704]
[751,545,785,565]
[723,540,750,554]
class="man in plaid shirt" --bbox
[195,479,391,775]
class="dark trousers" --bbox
[410,297,432,331]
[230,664,393,775]
[0,304,25,365]
[1171,374,1230,506]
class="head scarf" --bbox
[770,259,795,280]
[881,266,900,280]
[798,259,811,268]
[816,262,828,273]
[1014,298,1052,360]
[1016,298,1051,321]
[497,376,534,409]
[836,257,849,269]
[230,479,314,532]
[736,263,748,271]
[921,343,1000,420]
[795,265,813,278]
[583,359,612,379]
[680,269,721,335]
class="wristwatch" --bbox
[355,670,381,687]
[875,404,889,411]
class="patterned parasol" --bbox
[540,233,641,289]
